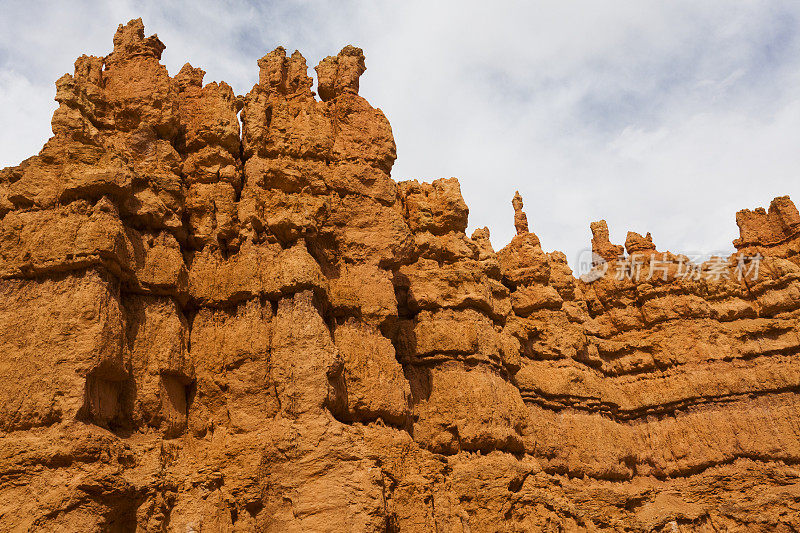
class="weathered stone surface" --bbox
[0,269,125,432]
[735,195,800,264]
[407,362,528,454]
[332,321,411,425]
[123,294,192,437]
[329,263,397,324]
[396,258,511,320]
[3,18,800,532]
[315,45,366,102]
[187,240,326,305]
[270,290,341,418]
[398,178,469,235]
[189,297,275,435]
[590,219,624,263]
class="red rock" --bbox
[2,19,800,532]
[590,219,624,263]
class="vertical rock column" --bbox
[393,179,528,454]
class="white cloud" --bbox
[0,71,57,166]
[2,0,798,270]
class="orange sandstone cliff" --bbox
[1,19,800,532]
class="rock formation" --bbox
[1,19,800,532]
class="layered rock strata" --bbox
[1,19,800,532]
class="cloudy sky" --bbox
[2,1,798,272]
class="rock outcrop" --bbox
[1,19,800,532]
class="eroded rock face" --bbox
[1,18,800,532]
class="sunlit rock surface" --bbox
[1,19,800,532]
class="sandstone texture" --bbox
[2,19,800,532]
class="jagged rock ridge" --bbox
[1,19,800,532]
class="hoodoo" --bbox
[1,19,800,532]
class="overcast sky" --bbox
[2,1,799,272]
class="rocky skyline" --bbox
[1,17,799,532]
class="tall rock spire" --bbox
[512,191,529,235]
